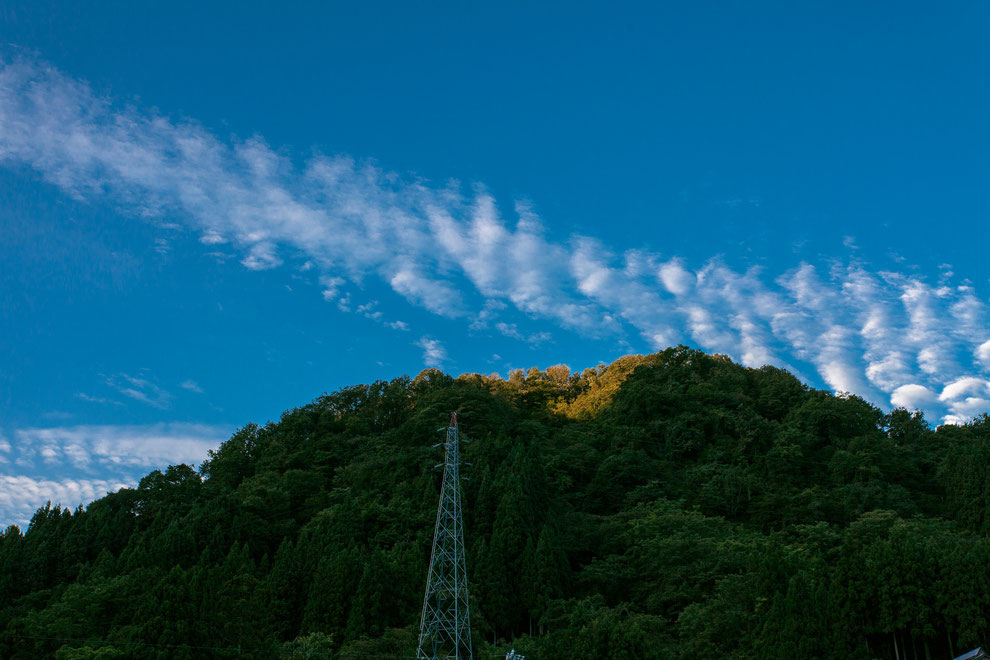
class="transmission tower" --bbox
[417,412,474,660]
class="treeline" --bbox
[1,347,989,658]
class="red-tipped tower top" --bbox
[449,412,458,428]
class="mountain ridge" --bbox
[1,346,988,659]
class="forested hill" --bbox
[2,347,989,659]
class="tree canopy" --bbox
[1,346,988,659]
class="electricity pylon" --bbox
[417,412,474,660]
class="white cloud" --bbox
[179,379,204,393]
[241,241,281,270]
[0,422,229,526]
[0,474,133,529]
[105,373,172,409]
[388,320,409,331]
[199,230,225,245]
[1,55,989,423]
[890,384,937,410]
[319,275,345,301]
[389,263,463,317]
[13,423,229,471]
[416,337,448,367]
[495,322,551,346]
[77,392,123,406]
[356,301,383,320]
[898,278,959,378]
[977,339,990,368]
[658,259,695,296]
[943,397,990,426]
[0,436,10,453]
[939,377,990,402]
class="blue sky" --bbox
[1,1,989,526]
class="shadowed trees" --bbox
[1,347,988,659]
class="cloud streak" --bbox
[179,379,204,394]
[13,423,229,472]
[0,422,230,527]
[0,474,132,529]
[1,54,988,424]
[104,373,172,409]
[416,337,449,367]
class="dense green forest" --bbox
[2,346,989,659]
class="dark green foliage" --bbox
[1,346,988,658]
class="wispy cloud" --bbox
[1,54,988,424]
[13,422,229,472]
[77,392,123,406]
[104,373,172,409]
[495,322,551,346]
[0,474,133,529]
[416,337,448,367]
[0,422,230,527]
[978,340,990,369]
[356,301,383,321]
[179,379,204,393]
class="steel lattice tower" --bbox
[417,412,474,660]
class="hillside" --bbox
[1,346,989,659]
